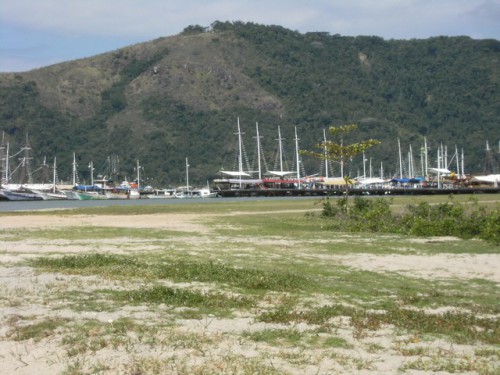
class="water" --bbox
[0,196,320,212]
[0,198,217,212]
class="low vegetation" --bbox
[320,195,499,244]
[0,195,498,374]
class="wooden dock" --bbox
[215,187,500,198]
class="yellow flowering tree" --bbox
[301,124,380,206]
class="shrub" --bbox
[321,196,499,244]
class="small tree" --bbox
[301,124,380,208]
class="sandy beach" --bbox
[0,210,498,374]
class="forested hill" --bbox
[0,21,498,186]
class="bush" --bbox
[478,208,500,244]
[320,196,499,244]
[348,197,397,232]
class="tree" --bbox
[301,124,380,208]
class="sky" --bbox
[1,0,499,72]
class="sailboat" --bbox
[215,118,262,190]
[73,160,108,200]
[0,136,47,201]
[261,126,305,189]
[175,158,218,198]
[29,157,68,200]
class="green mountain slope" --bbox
[0,22,498,186]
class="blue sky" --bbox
[1,0,499,72]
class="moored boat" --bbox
[146,188,176,199]
[105,188,141,199]
[0,187,43,201]
[30,188,68,200]
[74,190,108,200]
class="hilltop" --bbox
[0,21,498,186]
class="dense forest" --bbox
[0,21,498,186]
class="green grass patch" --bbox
[7,317,70,342]
[110,285,254,312]
[401,355,497,374]
[243,327,352,349]
[257,303,499,345]
[30,253,312,292]
[2,226,187,241]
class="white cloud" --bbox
[0,0,498,72]
[1,0,496,39]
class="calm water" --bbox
[0,196,319,212]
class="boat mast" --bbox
[437,148,441,189]
[185,157,189,191]
[72,153,78,186]
[236,117,244,189]
[362,151,366,178]
[445,144,449,172]
[420,145,424,177]
[52,157,57,193]
[0,132,6,185]
[424,137,429,179]
[19,134,33,185]
[294,127,300,188]
[89,161,94,186]
[323,129,329,179]
[409,144,414,178]
[136,159,141,192]
[398,138,403,179]
[4,142,9,185]
[255,122,262,180]
[276,126,284,174]
[461,148,465,178]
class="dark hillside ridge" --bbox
[1,21,498,185]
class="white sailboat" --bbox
[30,157,68,200]
[176,158,217,198]
[216,118,262,189]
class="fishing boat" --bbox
[73,188,108,200]
[174,187,218,199]
[29,157,68,200]
[30,187,68,200]
[0,187,43,201]
[105,186,141,199]
[146,188,176,199]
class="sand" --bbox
[0,211,498,374]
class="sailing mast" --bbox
[0,132,7,185]
[362,152,367,178]
[294,127,300,188]
[437,148,442,188]
[424,137,429,179]
[236,117,244,188]
[52,157,57,193]
[72,153,78,186]
[323,129,329,179]
[136,160,141,192]
[89,161,94,186]
[19,135,34,185]
[276,126,285,174]
[254,122,262,180]
[398,138,403,179]
[461,148,465,178]
[185,158,189,191]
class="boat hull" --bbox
[0,189,43,201]
[74,191,108,200]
